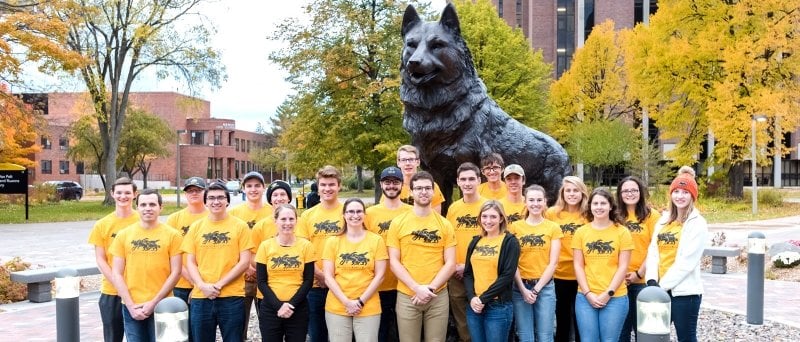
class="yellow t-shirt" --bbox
[499,197,526,224]
[571,224,634,297]
[254,237,314,302]
[624,210,660,284]
[251,217,278,253]
[508,219,563,279]
[470,234,505,296]
[446,198,487,264]
[545,208,587,280]
[386,211,456,296]
[109,223,182,303]
[478,182,508,200]
[296,203,344,286]
[166,208,209,289]
[88,211,141,295]
[382,181,445,209]
[656,221,683,279]
[181,215,253,298]
[365,203,413,291]
[322,232,388,316]
[228,202,273,229]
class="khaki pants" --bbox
[448,277,471,342]
[325,311,381,342]
[396,289,450,342]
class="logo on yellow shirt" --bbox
[247,220,256,229]
[657,232,678,245]
[271,254,301,269]
[560,223,580,236]
[625,221,643,233]
[585,240,614,254]
[377,221,391,234]
[411,229,441,243]
[202,231,231,244]
[508,213,522,223]
[131,238,160,251]
[475,245,498,256]
[456,215,478,229]
[181,226,190,236]
[339,252,369,266]
[520,234,545,247]
[402,196,415,206]
[313,220,340,234]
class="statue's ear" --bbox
[439,3,461,36]
[402,5,421,37]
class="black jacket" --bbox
[463,232,520,303]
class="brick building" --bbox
[26,92,274,188]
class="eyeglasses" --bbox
[412,186,433,192]
[620,189,640,195]
[482,166,501,172]
[398,158,419,164]
[206,196,228,202]
[345,210,364,215]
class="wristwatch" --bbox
[607,290,615,296]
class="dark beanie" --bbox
[267,180,292,205]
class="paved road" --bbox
[1,215,798,340]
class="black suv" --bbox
[45,181,84,201]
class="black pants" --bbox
[99,293,124,342]
[554,279,580,342]
[258,301,309,342]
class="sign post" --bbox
[0,163,29,220]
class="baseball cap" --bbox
[380,166,403,181]
[183,177,207,191]
[242,171,265,185]
[503,164,525,178]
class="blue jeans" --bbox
[307,287,329,342]
[512,280,555,342]
[378,290,399,342]
[121,305,155,342]
[671,294,701,342]
[466,301,513,342]
[190,297,245,342]
[575,294,628,342]
[619,283,644,342]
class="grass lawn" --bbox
[0,200,183,224]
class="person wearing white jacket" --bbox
[645,166,708,342]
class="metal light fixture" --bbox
[637,286,671,341]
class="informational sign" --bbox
[0,166,27,194]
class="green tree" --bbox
[270,0,412,191]
[38,0,224,204]
[452,0,553,129]
[117,109,176,189]
[564,119,639,186]
[625,0,799,197]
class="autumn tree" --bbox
[452,0,553,129]
[0,86,41,166]
[625,0,799,197]
[270,0,412,191]
[35,0,224,204]
[564,119,639,186]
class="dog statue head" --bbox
[400,4,477,108]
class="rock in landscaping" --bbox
[768,242,800,257]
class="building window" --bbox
[235,159,240,178]
[59,160,69,174]
[556,0,575,77]
[214,130,222,146]
[41,136,51,149]
[59,136,69,150]
[516,0,523,27]
[235,138,240,152]
[498,0,503,17]
[76,161,85,175]
[247,140,251,153]
[41,160,52,174]
[215,158,222,179]
[191,131,206,145]
[207,158,213,179]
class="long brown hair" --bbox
[478,200,509,237]
[339,198,366,235]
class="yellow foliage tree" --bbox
[0,84,41,167]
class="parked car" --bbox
[225,180,241,195]
[44,181,83,201]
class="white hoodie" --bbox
[645,208,708,296]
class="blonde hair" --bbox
[551,176,589,218]
[667,167,697,224]
[316,165,341,185]
[397,145,418,156]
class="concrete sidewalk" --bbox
[1,216,799,340]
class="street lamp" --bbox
[176,129,186,207]
[751,115,767,215]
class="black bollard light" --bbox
[636,286,671,342]
[747,231,766,325]
[155,296,189,342]
[55,268,80,342]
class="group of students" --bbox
[88,144,707,342]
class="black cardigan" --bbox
[256,261,314,310]
[463,232,520,304]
